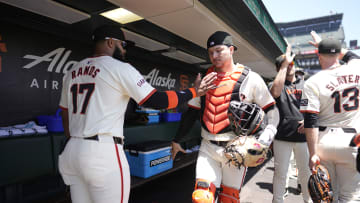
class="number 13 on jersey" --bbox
[331,87,359,113]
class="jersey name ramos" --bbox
[59,56,155,138]
[300,63,360,131]
[188,68,275,141]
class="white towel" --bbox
[0,129,10,137]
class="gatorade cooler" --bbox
[125,140,173,178]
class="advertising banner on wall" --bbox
[0,23,197,126]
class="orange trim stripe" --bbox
[353,134,360,147]
[188,104,201,110]
[300,110,319,114]
[262,101,276,111]
[59,105,68,110]
[239,167,247,192]
[139,89,157,105]
[114,143,124,203]
[188,87,197,98]
[250,115,264,135]
[165,91,178,109]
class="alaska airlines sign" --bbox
[22,48,79,90]
[22,48,177,90]
[143,68,176,90]
[23,47,78,74]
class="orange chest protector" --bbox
[201,65,250,134]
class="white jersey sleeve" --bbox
[115,62,155,104]
[300,78,320,114]
[241,71,275,110]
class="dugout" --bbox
[0,0,286,202]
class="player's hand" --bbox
[297,120,305,134]
[309,154,320,172]
[279,45,295,70]
[282,45,296,69]
[194,72,217,97]
[309,30,322,48]
[171,141,186,160]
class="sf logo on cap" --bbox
[210,41,215,46]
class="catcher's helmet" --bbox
[228,101,267,137]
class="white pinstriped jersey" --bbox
[59,56,155,138]
[188,66,275,140]
[300,60,360,131]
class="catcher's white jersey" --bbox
[59,56,155,138]
[188,67,275,140]
[300,61,360,131]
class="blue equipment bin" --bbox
[125,140,173,178]
[136,110,160,124]
[37,115,50,126]
[47,109,64,132]
[160,112,182,122]
[147,115,160,124]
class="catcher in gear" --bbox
[171,31,279,203]
[308,164,333,203]
[224,101,269,168]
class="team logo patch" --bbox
[137,78,146,87]
[300,99,308,106]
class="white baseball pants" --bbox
[196,139,247,192]
[58,135,130,203]
[272,139,312,203]
[317,127,360,203]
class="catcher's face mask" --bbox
[228,101,267,137]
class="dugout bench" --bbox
[0,121,201,202]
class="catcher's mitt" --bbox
[224,136,268,168]
[308,164,333,203]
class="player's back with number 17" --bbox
[63,56,140,138]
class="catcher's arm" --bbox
[171,107,200,159]
[258,106,279,146]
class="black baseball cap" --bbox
[207,31,237,50]
[318,39,341,54]
[92,25,125,42]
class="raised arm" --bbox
[270,45,296,98]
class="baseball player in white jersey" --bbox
[300,31,360,202]
[58,25,216,203]
[171,31,279,203]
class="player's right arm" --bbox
[309,30,360,64]
[171,97,201,159]
[270,45,296,98]
[118,63,216,110]
[300,79,321,171]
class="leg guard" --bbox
[218,184,240,203]
[192,179,217,203]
